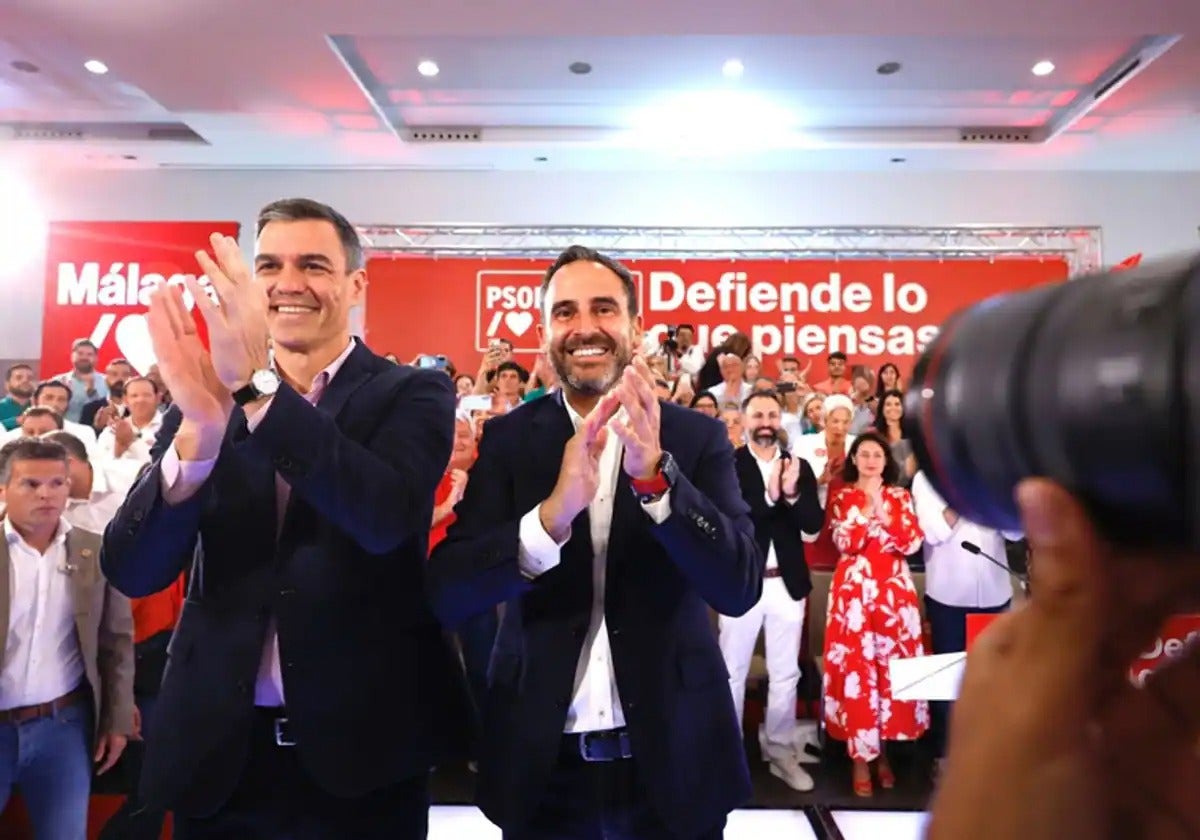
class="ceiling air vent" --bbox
[959,128,1035,144]
[405,127,483,143]
[13,125,85,140]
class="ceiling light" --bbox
[83,59,108,75]
[722,59,744,79]
[569,61,592,75]
[890,157,907,164]
[876,61,902,75]
[417,60,439,77]
[1031,60,1055,76]
[10,60,39,74]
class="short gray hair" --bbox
[0,439,69,484]
[256,198,364,271]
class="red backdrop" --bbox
[363,256,1069,378]
[40,221,240,376]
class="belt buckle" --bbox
[578,730,630,762]
[578,732,607,763]
[273,717,296,747]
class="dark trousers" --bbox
[924,595,1009,757]
[504,745,725,840]
[175,709,429,840]
[98,693,167,840]
[457,607,499,720]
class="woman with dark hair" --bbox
[689,392,720,418]
[822,431,927,798]
[875,362,902,402]
[872,388,916,487]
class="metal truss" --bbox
[357,225,1104,273]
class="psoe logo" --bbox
[476,270,545,353]
[55,261,213,373]
[475,268,645,353]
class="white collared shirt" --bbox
[517,396,672,734]
[96,411,164,464]
[63,458,144,535]
[160,338,357,707]
[706,380,752,409]
[911,471,1022,608]
[748,444,785,571]
[0,517,85,709]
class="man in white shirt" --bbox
[721,391,825,792]
[706,352,753,408]
[641,323,706,378]
[911,470,1022,763]
[0,438,135,838]
[95,376,164,464]
[429,246,763,840]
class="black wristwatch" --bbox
[231,369,282,407]
[630,451,680,503]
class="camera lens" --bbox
[905,252,1200,550]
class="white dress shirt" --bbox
[63,458,144,535]
[911,471,1022,608]
[748,444,789,572]
[2,420,99,458]
[0,518,85,709]
[159,339,357,707]
[517,398,672,734]
[96,411,163,464]
[706,380,752,409]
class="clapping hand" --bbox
[767,459,784,504]
[145,283,231,428]
[780,455,802,500]
[448,468,469,506]
[609,356,663,481]
[185,233,271,391]
[540,390,621,541]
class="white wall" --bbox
[6,168,1200,360]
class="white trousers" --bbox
[718,577,806,748]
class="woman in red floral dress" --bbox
[822,431,928,797]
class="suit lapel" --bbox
[0,535,9,667]
[279,342,374,537]
[64,530,93,625]
[736,447,766,498]
[227,409,278,536]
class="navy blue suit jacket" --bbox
[101,340,472,816]
[427,391,764,838]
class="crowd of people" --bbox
[0,199,1032,840]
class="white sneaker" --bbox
[759,724,820,764]
[768,758,815,792]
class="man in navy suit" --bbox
[101,199,470,839]
[428,245,764,839]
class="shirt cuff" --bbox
[763,490,777,508]
[640,489,672,524]
[159,444,218,505]
[518,505,567,579]
[244,397,276,433]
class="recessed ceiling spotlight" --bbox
[83,59,109,75]
[722,59,744,79]
[10,60,39,73]
[1031,59,1055,76]
[890,157,907,164]
[417,60,439,77]
[876,61,902,75]
[534,156,548,163]
[569,61,592,75]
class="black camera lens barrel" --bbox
[905,252,1200,551]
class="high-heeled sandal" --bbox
[877,761,896,790]
[852,764,874,797]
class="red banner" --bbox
[363,257,1069,377]
[968,611,1200,687]
[40,221,240,376]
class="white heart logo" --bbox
[114,313,157,374]
[505,310,534,337]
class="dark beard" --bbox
[752,428,779,446]
[550,335,631,397]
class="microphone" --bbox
[961,540,1027,583]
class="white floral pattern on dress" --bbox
[822,484,929,761]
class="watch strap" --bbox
[231,382,260,407]
[630,470,670,497]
